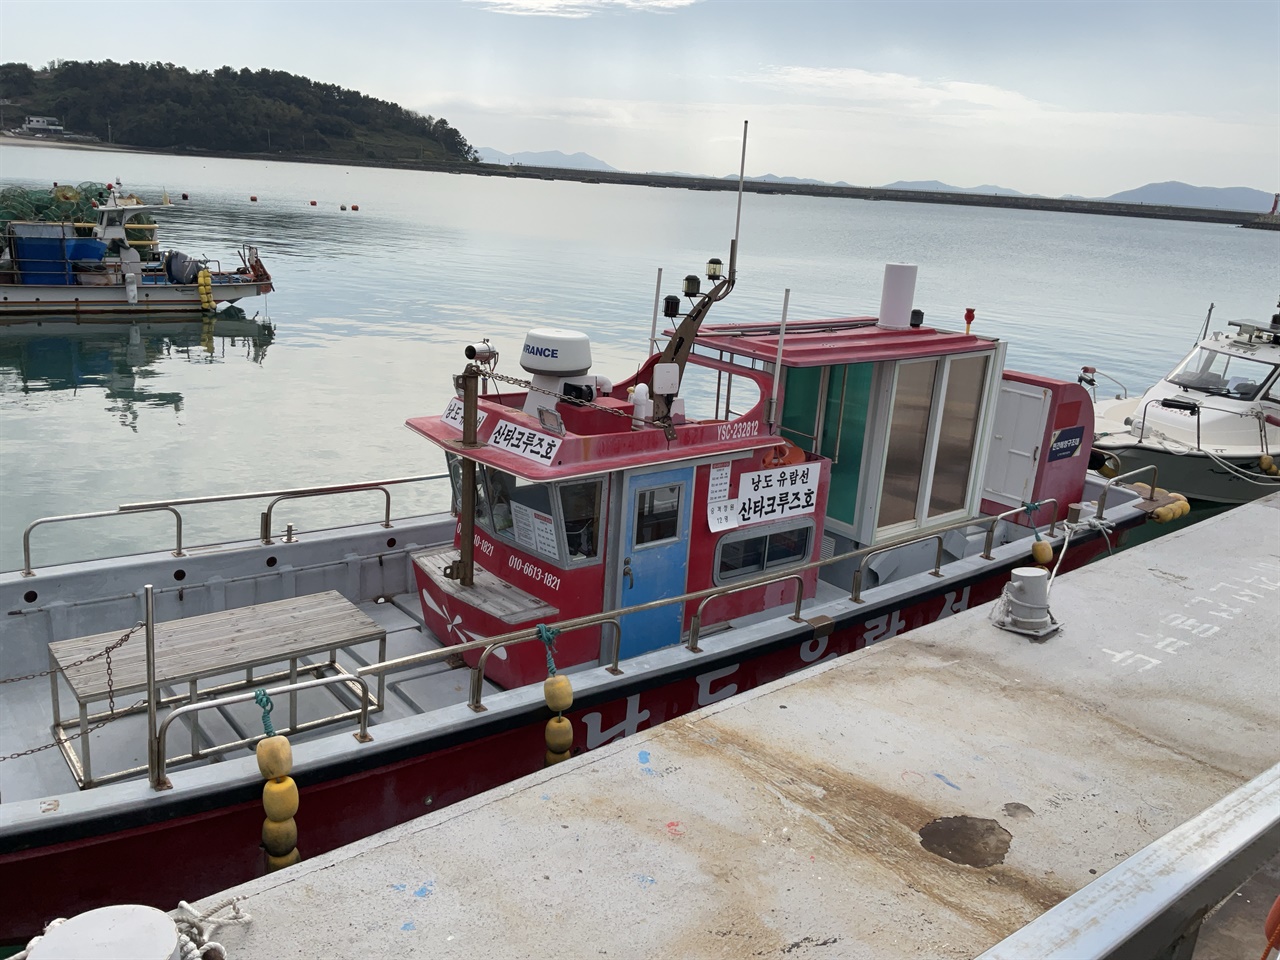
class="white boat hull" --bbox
[0,276,271,316]
[1091,437,1280,504]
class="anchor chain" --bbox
[0,622,145,762]
[481,370,669,428]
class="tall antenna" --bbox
[729,120,748,281]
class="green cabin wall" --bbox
[780,364,873,527]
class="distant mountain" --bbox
[725,173,853,187]
[1103,181,1274,212]
[477,148,616,171]
[880,180,1031,197]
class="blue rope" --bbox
[536,624,560,676]
[254,688,276,737]
[1022,500,1047,540]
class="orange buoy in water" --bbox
[309,200,317,206]
[250,195,258,202]
[351,204,359,211]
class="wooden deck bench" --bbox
[48,590,386,788]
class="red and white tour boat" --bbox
[0,239,1167,943]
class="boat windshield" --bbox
[1165,346,1276,400]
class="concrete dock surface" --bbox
[196,496,1280,959]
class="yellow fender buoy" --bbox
[545,749,571,766]
[545,716,573,754]
[1261,454,1274,472]
[262,817,297,857]
[544,674,573,713]
[1152,505,1176,524]
[266,848,301,871]
[1031,540,1053,565]
[263,776,299,822]
[256,734,293,779]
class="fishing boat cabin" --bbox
[406,264,1093,688]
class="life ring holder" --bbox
[763,438,806,468]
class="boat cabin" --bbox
[407,274,1092,688]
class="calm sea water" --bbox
[1,142,1277,572]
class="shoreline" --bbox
[3,134,1276,230]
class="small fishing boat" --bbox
[1086,301,1280,504]
[0,154,1171,942]
[0,185,273,316]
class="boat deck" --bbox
[0,594,497,804]
[192,496,1280,959]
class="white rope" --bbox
[11,917,66,960]
[1049,515,1114,590]
[12,898,249,960]
[174,896,252,956]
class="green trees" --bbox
[0,60,478,163]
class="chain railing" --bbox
[0,621,144,762]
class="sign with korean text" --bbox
[733,464,819,525]
[442,396,487,433]
[707,499,740,531]
[511,502,560,558]
[488,420,562,464]
[708,462,732,503]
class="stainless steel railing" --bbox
[23,506,184,577]
[21,474,448,575]
[356,496,1104,712]
[151,673,373,790]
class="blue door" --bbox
[617,465,694,658]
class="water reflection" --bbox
[0,308,275,429]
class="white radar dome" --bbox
[520,328,592,376]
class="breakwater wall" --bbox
[7,136,1274,229]
[465,162,1279,229]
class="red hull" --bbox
[0,532,1121,944]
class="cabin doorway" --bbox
[616,465,694,657]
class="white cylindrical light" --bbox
[877,263,918,331]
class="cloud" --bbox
[744,65,1047,118]
[466,0,697,17]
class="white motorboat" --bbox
[1086,301,1280,504]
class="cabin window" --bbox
[446,454,491,525]
[482,468,561,558]
[559,479,603,560]
[927,353,989,517]
[872,351,994,538]
[634,484,682,546]
[715,520,813,583]
[877,359,938,528]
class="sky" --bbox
[1,0,1276,197]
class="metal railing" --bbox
[687,574,805,652]
[23,506,184,577]
[357,497,1102,712]
[978,761,1280,960]
[852,536,945,603]
[1097,465,1160,519]
[20,474,448,575]
[468,619,623,711]
[152,673,373,790]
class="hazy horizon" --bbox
[1,0,1275,198]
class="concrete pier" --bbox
[193,497,1279,958]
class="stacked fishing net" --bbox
[0,183,154,237]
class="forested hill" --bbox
[0,61,478,164]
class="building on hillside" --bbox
[22,116,64,136]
